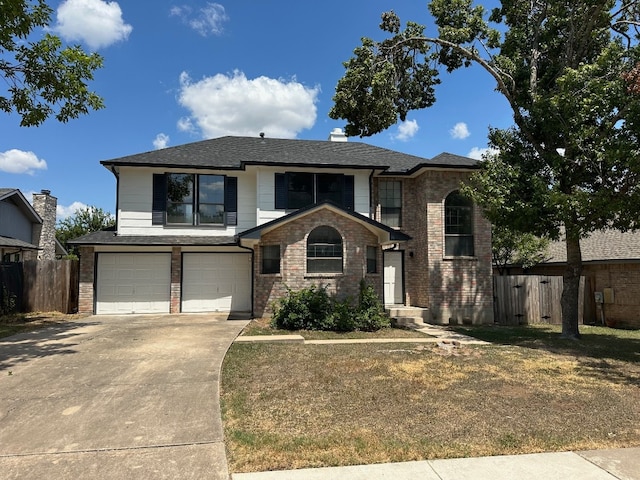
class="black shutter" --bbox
[343,175,355,210]
[225,176,238,225]
[152,173,166,225]
[275,173,287,209]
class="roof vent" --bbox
[259,132,265,139]
[328,128,347,142]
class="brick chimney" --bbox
[32,189,57,260]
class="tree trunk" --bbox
[561,228,582,339]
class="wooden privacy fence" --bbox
[0,260,79,314]
[493,275,586,325]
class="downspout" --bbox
[369,169,375,218]
[109,166,120,233]
[236,236,256,318]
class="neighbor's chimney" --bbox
[328,127,347,142]
[32,189,57,260]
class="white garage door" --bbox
[96,253,171,314]
[182,253,251,313]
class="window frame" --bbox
[379,179,402,228]
[261,245,281,274]
[306,226,343,274]
[275,172,354,210]
[444,191,475,257]
[366,245,378,274]
[154,173,237,227]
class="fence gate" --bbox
[0,262,24,314]
[493,275,584,325]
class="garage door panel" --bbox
[97,253,171,314]
[182,253,251,313]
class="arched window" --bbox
[307,226,343,273]
[445,191,474,256]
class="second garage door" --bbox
[181,253,251,313]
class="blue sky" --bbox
[1,0,512,220]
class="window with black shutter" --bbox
[152,173,237,226]
[274,172,355,210]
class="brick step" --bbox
[386,306,429,321]
[392,316,426,329]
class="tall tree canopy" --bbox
[56,206,115,255]
[1,0,104,126]
[330,0,640,338]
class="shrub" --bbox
[271,280,390,332]
[271,285,333,330]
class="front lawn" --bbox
[221,324,640,473]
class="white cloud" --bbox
[178,70,319,139]
[153,133,170,149]
[0,149,47,175]
[467,146,499,160]
[56,201,89,220]
[393,119,419,141]
[54,0,132,50]
[450,122,470,140]
[171,3,228,36]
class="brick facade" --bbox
[77,246,95,314]
[253,209,382,317]
[373,171,494,324]
[170,247,181,313]
[527,262,640,329]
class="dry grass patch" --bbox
[0,312,86,339]
[221,329,640,473]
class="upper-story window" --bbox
[152,173,237,226]
[444,191,474,256]
[307,226,343,273]
[275,173,354,210]
[379,179,402,227]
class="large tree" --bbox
[1,0,104,126]
[56,206,115,255]
[330,0,640,339]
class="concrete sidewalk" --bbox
[232,448,640,480]
[0,314,249,480]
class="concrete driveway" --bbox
[0,314,249,480]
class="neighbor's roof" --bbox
[0,235,39,250]
[100,136,478,174]
[0,188,42,224]
[544,229,640,264]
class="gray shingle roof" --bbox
[101,136,478,174]
[544,229,640,263]
[0,235,39,250]
[68,229,236,246]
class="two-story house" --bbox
[71,130,493,324]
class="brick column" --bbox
[170,247,181,313]
[78,246,95,314]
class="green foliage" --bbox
[271,281,390,332]
[1,0,104,126]
[330,0,640,338]
[489,224,549,275]
[56,206,115,254]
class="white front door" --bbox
[383,251,404,305]
[181,253,252,313]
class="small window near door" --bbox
[261,245,281,274]
[307,226,343,273]
[444,191,474,256]
[366,246,378,274]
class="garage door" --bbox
[96,253,171,314]
[182,253,251,313]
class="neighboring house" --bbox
[0,189,66,262]
[525,230,640,329]
[70,130,493,323]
